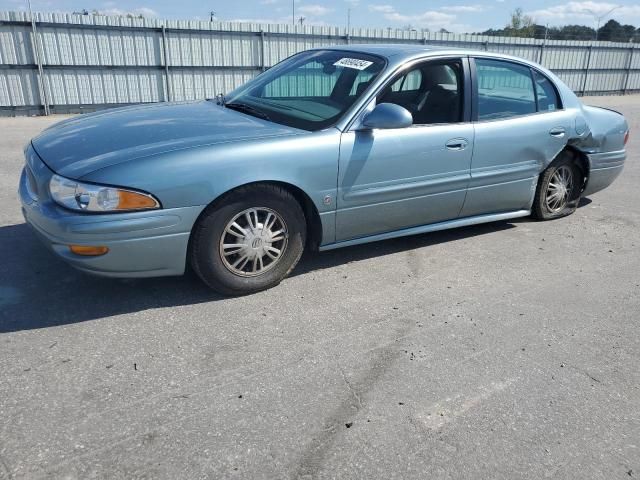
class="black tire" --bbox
[189,184,306,295]
[532,151,582,220]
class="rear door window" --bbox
[475,59,536,120]
[533,70,561,112]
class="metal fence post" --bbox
[30,13,50,115]
[161,25,171,102]
[622,44,634,95]
[260,30,266,71]
[538,42,545,65]
[581,44,593,96]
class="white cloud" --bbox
[368,4,470,31]
[134,7,157,17]
[298,5,333,16]
[99,7,158,17]
[228,15,328,26]
[442,5,486,13]
[369,5,395,14]
[527,1,640,24]
[229,16,290,23]
[260,0,279,4]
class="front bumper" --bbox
[19,153,204,278]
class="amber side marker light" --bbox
[624,130,629,146]
[117,190,159,210]
[69,245,109,256]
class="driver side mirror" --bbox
[360,103,413,130]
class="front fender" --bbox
[80,129,341,241]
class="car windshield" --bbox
[224,50,386,131]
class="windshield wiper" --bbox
[225,102,270,121]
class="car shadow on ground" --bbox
[0,221,516,333]
[3,203,585,334]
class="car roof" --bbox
[316,43,536,67]
[321,43,457,57]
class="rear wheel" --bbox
[190,185,306,295]
[532,152,582,220]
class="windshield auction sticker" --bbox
[333,58,374,70]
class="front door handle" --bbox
[549,127,566,138]
[445,138,469,151]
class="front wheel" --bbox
[189,185,306,295]
[532,152,582,220]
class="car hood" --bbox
[31,101,303,178]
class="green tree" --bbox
[506,7,535,37]
[509,8,532,29]
[552,25,596,40]
[597,19,637,42]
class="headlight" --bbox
[49,174,160,212]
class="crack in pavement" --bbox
[293,342,408,479]
[337,363,363,410]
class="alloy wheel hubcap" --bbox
[545,165,574,213]
[219,207,288,277]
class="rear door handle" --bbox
[549,127,566,138]
[445,138,469,151]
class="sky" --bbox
[2,0,640,33]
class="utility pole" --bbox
[292,0,295,25]
[210,11,216,22]
[28,0,50,116]
[347,7,351,32]
[585,6,621,41]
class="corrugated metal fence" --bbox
[1,10,639,116]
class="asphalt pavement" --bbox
[0,95,639,479]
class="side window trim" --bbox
[469,56,478,122]
[529,66,540,112]
[398,74,407,92]
[462,56,473,123]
